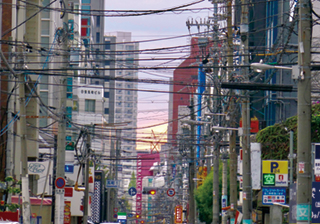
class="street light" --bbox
[250,60,294,72]
[250,59,312,221]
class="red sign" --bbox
[174,205,183,223]
[239,118,259,133]
[55,177,66,189]
[279,175,284,181]
[316,175,320,182]
[64,201,71,224]
[64,187,73,197]
[113,208,118,213]
[167,188,176,197]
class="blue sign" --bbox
[106,180,119,188]
[65,164,74,173]
[117,219,127,224]
[128,214,134,218]
[297,204,311,221]
[312,182,320,222]
[262,187,286,205]
[172,164,176,180]
[128,187,137,196]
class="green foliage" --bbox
[0,177,21,212]
[4,203,20,212]
[195,161,231,224]
[128,172,136,189]
[256,103,320,160]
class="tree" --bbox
[195,161,230,224]
[256,102,320,160]
[128,171,136,189]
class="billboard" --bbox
[262,160,288,187]
[262,187,286,205]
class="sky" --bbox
[104,0,214,150]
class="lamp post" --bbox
[250,50,312,222]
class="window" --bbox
[104,108,109,114]
[41,21,50,35]
[85,99,95,112]
[81,5,91,15]
[104,60,110,66]
[105,41,111,50]
[40,75,48,90]
[96,16,100,27]
[41,0,50,18]
[96,32,100,43]
[104,92,109,98]
[41,37,49,50]
[126,45,134,50]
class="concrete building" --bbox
[105,32,139,190]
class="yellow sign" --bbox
[262,160,288,174]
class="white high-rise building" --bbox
[105,32,139,190]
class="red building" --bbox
[168,37,211,143]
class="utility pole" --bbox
[241,0,252,220]
[188,97,196,224]
[19,72,31,224]
[115,129,121,212]
[296,0,312,221]
[212,139,220,224]
[221,155,228,224]
[15,0,31,222]
[83,132,91,224]
[56,0,69,223]
[226,0,238,222]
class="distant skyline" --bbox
[104,0,213,150]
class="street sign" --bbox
[312,182,320,222]
[167,188,175,197]
[262,187,286,205]
[65,141,75,151]
[263,174,275,186]
[113,208,118,213]
[128,187,137,196]
[106,180,120,188]
[128,213,134,218]
[174,205,183,224]
[262,160,288,186]
[55,177,66,189]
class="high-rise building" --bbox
[105,31,139,189]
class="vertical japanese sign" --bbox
[136,156,142,219]
[312,182,320,222]
[315,144,320,174]
[174,205,183,223]
[63,201,71,224]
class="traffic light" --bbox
[142,187,157,195]
[136,214,141,219]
